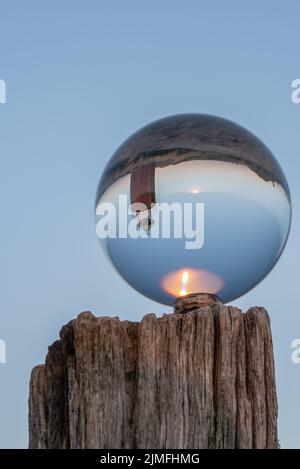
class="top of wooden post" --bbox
[174,292,223,314]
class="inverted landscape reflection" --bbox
[96,115,291,306]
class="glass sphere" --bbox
[95,114,291,305]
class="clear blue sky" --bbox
[0,0,299,448]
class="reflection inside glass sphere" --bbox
[95,114,291,305]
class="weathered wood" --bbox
[28,303,278,449]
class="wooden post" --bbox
[29,298,278,449]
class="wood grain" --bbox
[29,304,278,449]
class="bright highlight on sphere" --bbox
[95,114,291,306]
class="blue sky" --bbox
[0,0,300,448]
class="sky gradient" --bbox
[0,0,300,448]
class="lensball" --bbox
[95,114,291,305]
